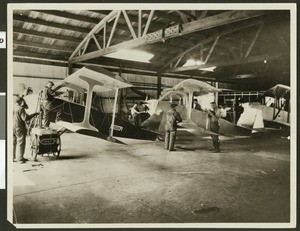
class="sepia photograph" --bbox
[6,3,296,229]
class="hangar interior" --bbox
[12,9,291,224]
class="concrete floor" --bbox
[13,130,290,224]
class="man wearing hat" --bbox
[165,103,182,151]
[207,102,221,153]
[42,81,63,128]
[13,96,39,163]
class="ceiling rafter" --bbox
[17,9,196,49]
[14,31,191,62]
[204,36,220,64]
[267,21,288,49]
[30,10,133,35]
[244,23,264,58]
[13,28,82,43]
[122,10,137,39]
[32,10,99,24]
[153,11,182,24]
[176,10,189,23]
[13,39,75,53]
[69,10,267,63]
[167,53,285,73]
[13,14,91,34]
[14,50,69,60]
[160,18,265,72]
[177,10,197,21]
[91,10,194,46]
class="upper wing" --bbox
[54,66,132,93]
[264,84,290,98]
[160,79,221,98]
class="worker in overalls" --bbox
[208,102,221,153]
[42,81,63,128]
[164,103,182,151]
[13,96,39,163]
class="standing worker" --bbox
[130,102,140,126]
[207,102,221,153]
[42,81,63,128]
[13,96,39,163]
[165,103,182,151]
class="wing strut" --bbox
[73,76,99,132]
[109,88,119,138]
[187,90,193,121]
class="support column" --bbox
[68,62,73,76]
[119,61,122,77]
[157,72,162,99]
[215,82,219,105]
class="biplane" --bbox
[247,84,290,129]
[141,79,254,137]
[25,66,157,143]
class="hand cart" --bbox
[30,127,62,161]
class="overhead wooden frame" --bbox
[69,10,267,64]
[160,18,265,72]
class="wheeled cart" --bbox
[30,127,61,161]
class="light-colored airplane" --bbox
[24,66,158,143]
[141,79,254,137]
[238,84,290,131]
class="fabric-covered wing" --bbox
[160,79,221,97]
[55,66,132,93]
[263,84,290,98]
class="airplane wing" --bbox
[52,66,133,133]
[55,65,132,92]
[160,79,221,98]
[263,84,290,98]
[178,121,219,136]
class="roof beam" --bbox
[91,10,194,46]
[176,10,189,23]
[13,50,68,61]
[267,21,288,49]
[70,10,267,63]
[32,10,99,24]
[180,10,266,35]
[244,23,264,58]
[204,36,220,63]
[177,10,197,21]
[122,10,137,39]
[32,10,131,35]
[21,10,195,49]
[154,11,182,24]
[13,28,82,43]
[166,53,284,73]
[106,11,121,47]
[143,10,155,36]
[69,10,120,59]
[94,10,182,25]
[13,14,91,34]
[198,10,208,19]
[160,18,265,72]
[13,40,75,52]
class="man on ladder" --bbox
[41,81,63,128]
